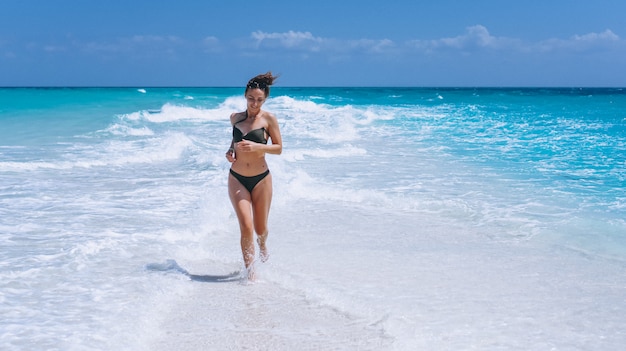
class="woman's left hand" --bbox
[236,140,259,153]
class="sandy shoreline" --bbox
[142,202,626,351]
[147,261,392,350]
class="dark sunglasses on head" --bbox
[247,81,267,90]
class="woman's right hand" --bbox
[225,149,236,163]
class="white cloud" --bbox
[347,38,395,53]
[81,35,184,54]
[125,35,183,47]
[202,36,220,52]
[5,27,623,64]
[203,36,219,45]
[407,26,623,55]
[43,45,67,52]
[574,29,619,42]
[250,30,396,56]
[438,25,496,48]
[408,25,521,53]
[538,29,620,52]
[244,27,625,63]
[251,30,323,50]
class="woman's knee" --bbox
[238,218,254,235]
[252,208,269,234]
[254,223,268,236]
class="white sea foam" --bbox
[282,145,366,161]
[105,123,154,136]
[0,132,194,172]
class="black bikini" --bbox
[232,125,268,144]
[230,112,270,193]
[229,169,270,193]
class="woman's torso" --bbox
[230,112,270,176]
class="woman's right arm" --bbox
[225,113,236,162]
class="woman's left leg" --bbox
[251,173,273,262]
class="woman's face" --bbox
[245,88,266,111]
[246,89,265,110]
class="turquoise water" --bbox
[1,87,625,350]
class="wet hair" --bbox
[245,72,278,97]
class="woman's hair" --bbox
[245,71,278,97]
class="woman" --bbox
[225,72,282,280]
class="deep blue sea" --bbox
[1,87,625,350]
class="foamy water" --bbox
[1,87,625,350]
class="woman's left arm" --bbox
[264,113,282,155]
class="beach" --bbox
[1,87,625,350]
[145,200,626,350]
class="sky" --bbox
[1,0,625,87]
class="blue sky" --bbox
[1,0,625,87]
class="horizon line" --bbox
[1,85,625,89]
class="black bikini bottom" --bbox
[229,169,270,193]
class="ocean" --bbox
[1,87,625,350]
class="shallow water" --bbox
[1,87,625,350]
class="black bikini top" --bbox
[232,112,268,144]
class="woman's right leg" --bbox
[228,174,255,279]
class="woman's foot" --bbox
[257,233,269,262]
[246,263,256,282]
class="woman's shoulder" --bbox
[262,111,278,124]
[230,112,245,125]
